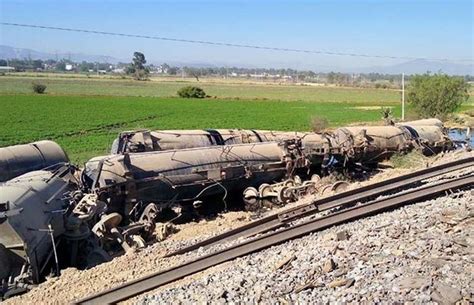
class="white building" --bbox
[0,66,15,72]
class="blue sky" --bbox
[0,0,472,69]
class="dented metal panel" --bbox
[333,126,412,163]
[0,164,77,283]
[400,125,453,154]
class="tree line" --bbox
[2,55,474,85]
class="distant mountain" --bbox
[0,45,121,63]
[358,59,473,76]
[0,45,226,67]
[1,45,472,75]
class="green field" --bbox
[0,94,403,163]
[0,76,472,163]
[0,76,402,103]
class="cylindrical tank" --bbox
[399,118,443,128]
[256,131,336,166]
[0,141,69,182]
[398,125,452,154]
[0,164,77,285]
[334,126,411,163]
[110,129,266,154]
[86,142,306,215]
[110,129,335,167]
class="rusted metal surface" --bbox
[399,118,443,127]
[333,123,453,163]
[0,164,78,286]
[75,173,473,305]
[110,123,452,168]
[84,141,308,219]
[398,125,452,154]
[333,126,412,163]
[111,129,268,153]
[0,141,69,182]
[110,129,337,168]
[0,163,159,298]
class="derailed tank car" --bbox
[397,124,452,155]
[257,131,338,167]
[333,123,452,164]
[0,141,69,182]
[398,118,443,128]
[110,129,338,169]
[0,164,78,297]
[333,126,412,164]
[85,141,308,218]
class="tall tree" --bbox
[132,52,146,70]
[407,73,469,119]
[127,52,149,80]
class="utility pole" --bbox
[401,73,405,121]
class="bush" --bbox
[407,73,469,119]
[32,82,47,94]
[390,151,427,169]
[177,86,206,98]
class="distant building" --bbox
[65,64,74,71]
[112,68,125,74]
[0,66,15,71]
[157,65,169,74]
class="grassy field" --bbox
[1,75,471,163]
[0,94,402,163]
[0,75,402,104]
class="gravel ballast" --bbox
[140,190,473,304]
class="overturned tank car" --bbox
[0,164,79,297]
[333,123,452,164]
[0,141,69,183]
[397,123,452,155]
[85,141,309,219]
[111,129,339,169]
[397,118,443,128]
[333,126,413,164]
[0,163,158,299]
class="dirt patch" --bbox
[349,106,394,111]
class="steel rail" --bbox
[167,157,474,256]
[76,174,473,305]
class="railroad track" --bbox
[76,157,473,305]
[167,156,474,256]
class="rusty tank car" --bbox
[333,125,412,164]
[0,164,79,297]
[110,129,338,168]
[0,141,69,182]
[0,163,158,299]
[333,123,452,164]
[397,124,452,155]
[85,141,308,219]
[398,118,443,128]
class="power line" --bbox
[1,22,472,62]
